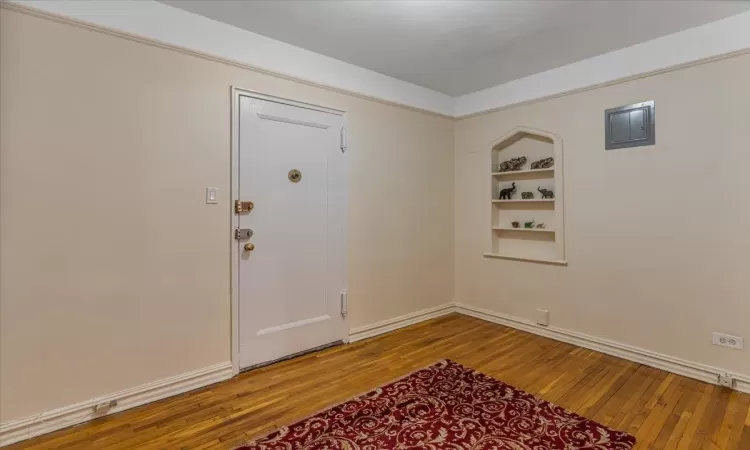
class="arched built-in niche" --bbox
[484,126,566,265]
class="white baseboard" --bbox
[4,303,748,447]
[455,303,750,394]
[0,361,233,447]
[348,303,456,343]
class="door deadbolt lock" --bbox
[234,228,253,240]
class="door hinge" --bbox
[340,289,348,317]
[340,126,347,153]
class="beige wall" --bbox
[4,1,749,429]
[0,9,454,422]
[455,52,750,377]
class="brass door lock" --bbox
[234,200,254,214]
[244,243,255,252]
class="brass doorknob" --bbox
[244,243,255,252]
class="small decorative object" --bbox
[536,222,546,229]
[530,157,554,170]
[521,191,534,199]
[498,182,517,200]
[524,220,535,229]
[537,186,554,199]
[511,221,520,228]
[497,156,527,172]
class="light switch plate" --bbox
[205,187,218,204]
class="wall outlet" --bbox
[718,373,734,388]
[712,332,744,350]
[535,309,549,326]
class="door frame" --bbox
[230,87,349,375]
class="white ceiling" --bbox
[161,0,750,96]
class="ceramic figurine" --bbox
[524,220,535,229]
[497,156,527,172]
[537,187,554,199]
[530,157,554,170]
[511,221,520,228]
[498,182,517,200]
[521,192,534,199]
[536,222,546,229]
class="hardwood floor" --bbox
[8,314,750,449]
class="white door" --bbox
[237,94,347,369]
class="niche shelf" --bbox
[484,126,566,265]
[492,226,555,233]
[492,199,554,204]
[491,168,555,177]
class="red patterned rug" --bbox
[236,359,635,449]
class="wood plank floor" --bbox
[8,314,750,449]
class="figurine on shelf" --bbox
[497,156,527,172]
[521,191,534,199]
[537,186,554,199]
[524,220,535,229]
[498,182,517,200]
[530,157,554,170]
[536,222,546,229]
[511,221,520,228]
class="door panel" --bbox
[238,96,346,369]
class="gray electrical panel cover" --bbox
[605,101,655,150]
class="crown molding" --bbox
[6,2,750,119]
[454,10,750,118]
[5,0,454,117]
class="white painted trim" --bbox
[349,301,750,394]
[230,87,349,372]
[736,376,750,394]
[7,0,454,116]
[0,362,233,447]
[256,113,330,130]
[9,2,750,118]
[348,304,456,343]
[4,302,748,446]
[238,89,346,116]
[454,303,750,394]
[482,253,568,266]
[230,88,241,376]
[454,11,750,117]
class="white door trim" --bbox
[230,87,348,375]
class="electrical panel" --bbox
[605,101,655,150]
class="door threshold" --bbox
[240,340,344,373]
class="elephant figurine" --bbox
[537,187,554,199]
[498,182,517,200]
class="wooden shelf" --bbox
[492,227,555,233]
[482,252,568,265]
[491,168,554,177]
[492,199,554,204]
